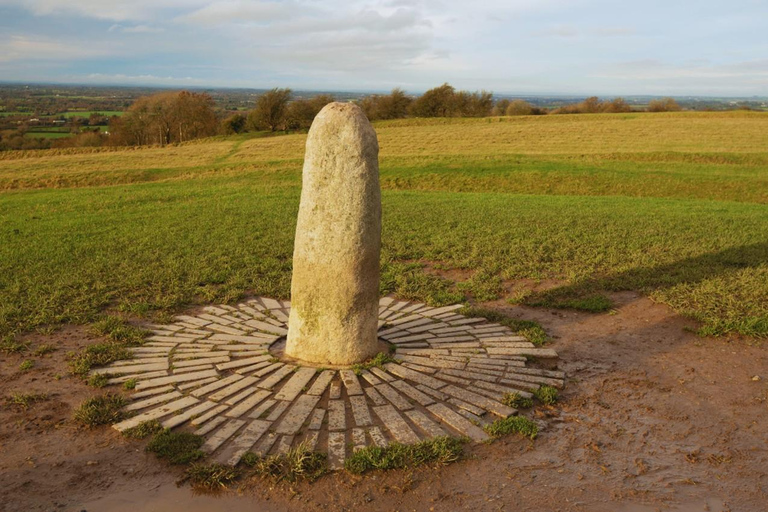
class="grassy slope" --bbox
[0,112,766,338]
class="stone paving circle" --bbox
[97,296,565,470]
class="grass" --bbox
[123,378,137,390]
[122,419,164,439]
[241,442,327,482]
[186,463,240,491]
[459,307,548,346]
[68,342,132,377]
[502,392,534,409]
[18,359,34,372]
[74,393,126,426]
[484,415,539,439]
[1,336,29,354]
[345,436,465,474]
[351,351,397,375]
[0,112,767,340]
[91,316,149,345]
[6,392,48,410]
[534,385,559,405]
[145,429,205,465]
[33,344,56,356]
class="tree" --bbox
[492,99,511,116]
[110,90,217,146]
[506,99,534,116]
[603,97,632,113]
[359,88,412,121]
[648,98,682,112]
[286,94,335,130]
[409,83,456,117]
[247,88,292,131]
[220,113,247,135]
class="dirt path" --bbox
[2,292,766,512]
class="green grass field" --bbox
[1,111,766,342]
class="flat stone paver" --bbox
[95,298,564,470]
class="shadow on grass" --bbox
[521,242,768,337]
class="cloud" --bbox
[0,34,112,62]
[109,24,165,33]
[0,0,209,21]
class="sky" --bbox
[1,0,767,96]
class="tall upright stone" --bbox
[285,102,382,366]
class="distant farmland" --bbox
[1,111,766,341]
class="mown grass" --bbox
[0,113,766,340]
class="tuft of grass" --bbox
[502,392,533,409]
[146,429,205,465]
[484,415,539,439]
[1,336,29,354]
[345,436,465,474]
[6,392,49,410]
[534,385,559,405]
[68,342,132,377]
[74,393,126,427]
[123,378,137,390]
[33,344,57,356]
[242,442,327,482]
[87,373,110,387]
[19,359,34,372]
[459,306,549,346]
[123,419,164,439]
[91,316,150,346]
[351,352,397,375]
[186,463,240,491]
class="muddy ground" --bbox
[1,291,766,512]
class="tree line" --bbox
[1,84,687,150]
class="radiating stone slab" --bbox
[441,385,516,418]
[248,399,276,420]
[226,390,271,418]
[390,380,435,406]
[195,416,228,436]
[327,432,346,470]
[274,367,317,401]
[135,369,219,390]
[201,419,246,454]
[384,363,447,389]
[368,426,389,447]
[192,404,228,426]
[308,408,325,430]
[253,432,278,456]
[372,405,420,444]
[257,365,295,389]
[114,396,199,432]
[349,395,373,426]
[328,400,346,431]
[306,370,335,396]
[124,391,181,412]
[426,403,488,442]
[163,400,220,429]
[339,370,364,396]
[376,383,413,410]
[208,376,258,402]
[275,394,322,435]
[405,409,447,438]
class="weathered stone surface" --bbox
[285,102,382,366]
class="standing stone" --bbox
[285,102,381,366]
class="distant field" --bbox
[60,110,124,118]
[1,111,766,340]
